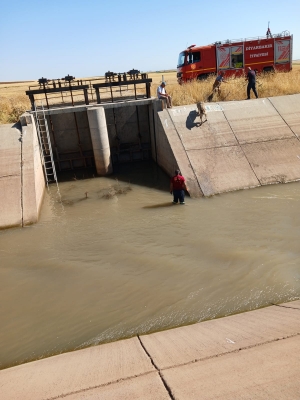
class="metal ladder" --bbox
[33,103,58,190]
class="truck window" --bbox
[230,45,244,68]
[177,52,186,67]
[231,54,243,68]
[188,51,201,64]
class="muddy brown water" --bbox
[0,162,300,370]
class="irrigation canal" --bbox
[0,161,299,369]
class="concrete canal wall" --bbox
[41,99,154,171]
[157,94,300,197]
[0,115,45,229]
[1,300,300,399]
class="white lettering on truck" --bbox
[246,44,272,51]
[250,52,268,58]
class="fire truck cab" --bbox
[177,31,293,83]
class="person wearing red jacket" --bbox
[170,169,187,204]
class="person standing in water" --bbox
[170,170,187,204]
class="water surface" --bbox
[0,162,299,369]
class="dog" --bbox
[196,102,207,124]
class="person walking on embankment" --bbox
[246,67,258,99]
[170,170,187,204]
[212,70,227,94]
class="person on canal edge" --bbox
[170,170,187,204]
[246,67,258,99]
[157,81,172,108]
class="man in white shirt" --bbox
[157,81,172,108]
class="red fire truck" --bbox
[177,30,293,83]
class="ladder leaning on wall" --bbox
[33,103,59,190]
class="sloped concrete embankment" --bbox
[0,115,45,229]
[0,300,300,399]
[156,94,300,197]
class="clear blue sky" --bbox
[0,0,299,81]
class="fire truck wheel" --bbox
[197,74,208,81]
[263,67,274,74]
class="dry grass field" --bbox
[0,82,33,124]
[150,64,300,105]
[0,64,300,124]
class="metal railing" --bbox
[26,71,152,110]
[214,31,291,46]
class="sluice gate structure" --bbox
[1,85,300,228]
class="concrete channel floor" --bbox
[0,301,300,399]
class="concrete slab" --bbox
[157,109,203,197]
[140,305,300,370]
[269,94,300,137]
[162,335,300,400]
[63,372,170,400]
[48,111,92,159]
[279,299,300,309]
[1,301,300,400]
[0,124,22,228]
[21,116,45,225]
[0,175,22,228]
[0,337,155,400]
[168,105,237,150]
[0,124,21,175]
[41,98,154,116]
[159,97,300,196]
[242,138,300,184]
[221,98,294,144]
[187,146,260,196]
